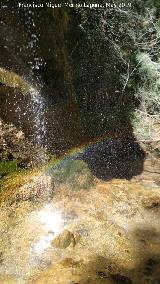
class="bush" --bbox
[135,53,160,114]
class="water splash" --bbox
[23,8,47,149]
[32,207,64,255]
[29,86,46,147]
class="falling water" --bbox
[21,8,47,155]
[29,86,46,147]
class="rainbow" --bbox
[44,130,130,171]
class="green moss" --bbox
[0,167,35,205]
[0,160,18,178]
[0,157,58,205]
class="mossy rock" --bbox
[52,230,76,249]
[48,159,94,191]
[0,160,18,178]
[0,68,31,94]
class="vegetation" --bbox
[0,159,18,178]
[70,1,160,143]
[133,52,160,144]
[0,1,159,155]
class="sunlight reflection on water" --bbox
[31,206,64,255]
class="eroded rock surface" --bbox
[0,119,48,171]
[0,159,160,283]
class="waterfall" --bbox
[29,86,46,147]
[22,8,47,154]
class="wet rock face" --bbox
[0,119,48,171]
[15,175,54,202]
[0,70,37,140]
[0,68,31,93]
[1,164,160,283]
[0,8,86,151]
[0,6,146,156]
